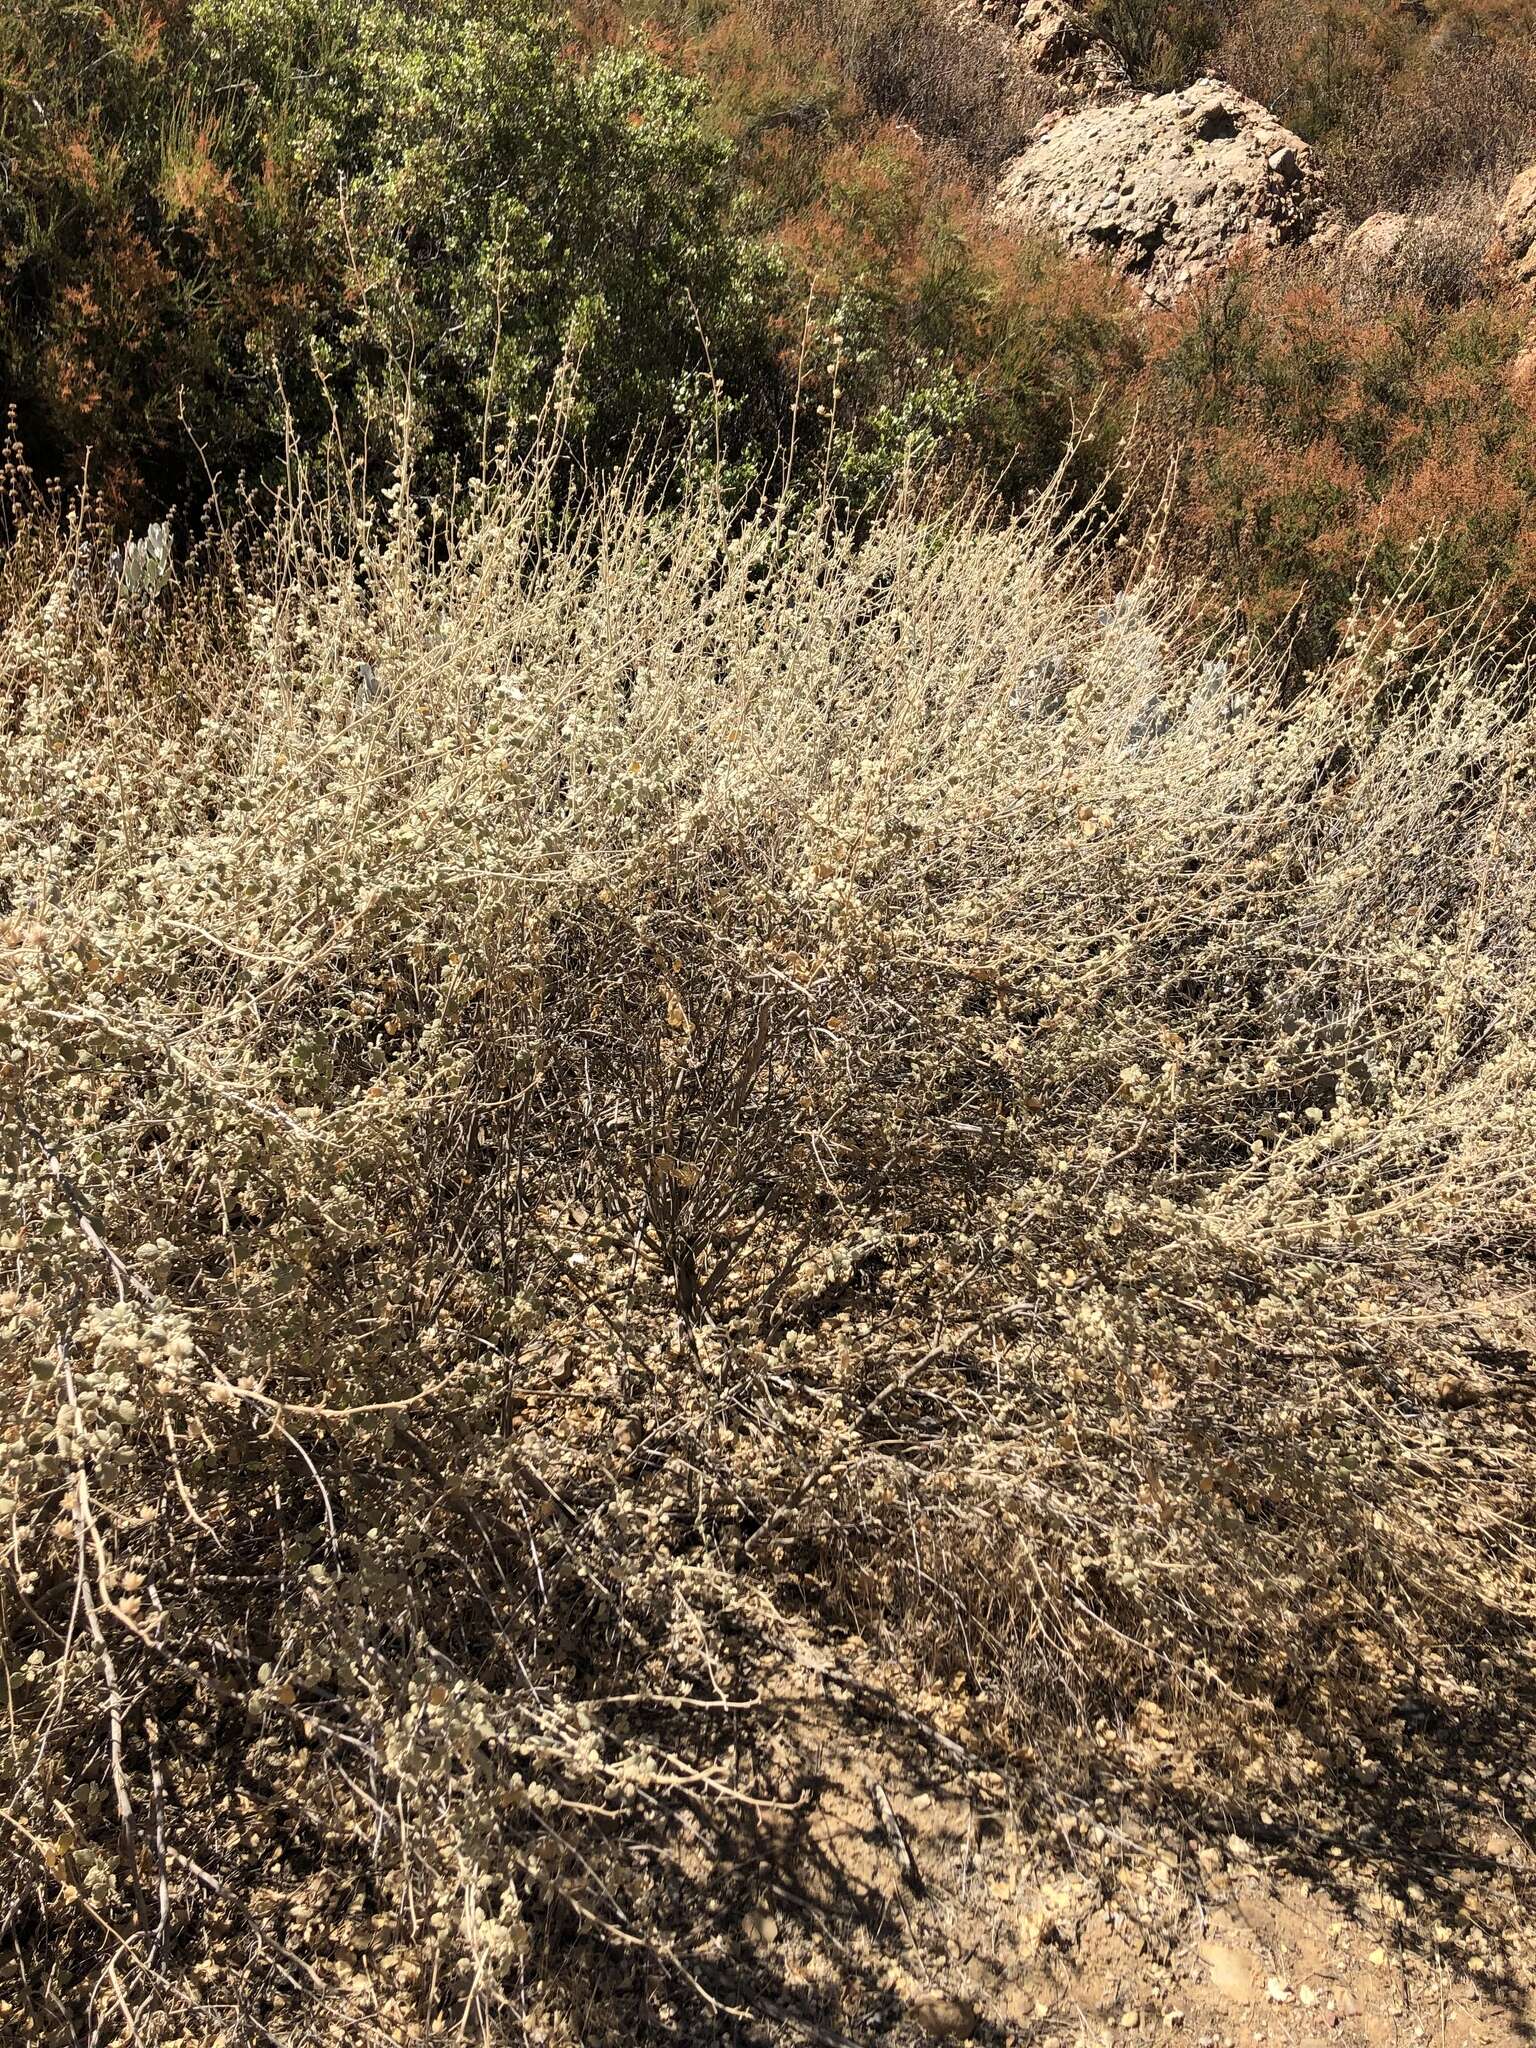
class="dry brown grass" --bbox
[745,0,1052,172]
[1217,5,1536,222]
[1338,186,1503,313]
[2,450,1535,2043]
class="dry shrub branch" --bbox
[2,452,1534,2041]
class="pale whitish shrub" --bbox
[2,452,1534,2041]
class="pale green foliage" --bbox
[2,457,1534,2039]
[115,522,174,602]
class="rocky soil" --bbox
[679,1610,1536,2048]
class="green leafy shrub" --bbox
[0,0,767,514]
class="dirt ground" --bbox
[657,1621,1536,2048]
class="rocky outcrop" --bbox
[1333,210,1415,304]
[1013,0,1126,96]
[1343,209,1413,276]
[1335,205,1490,311]
[1491,164,1536,291]
[994,77,1326,303]
[944,0,1122,118]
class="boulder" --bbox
[994,78,1326,303]
[1013,0,1127,95]
[1338,209,1414,297]
[1492,163,1536,291]
[1506,337,1536,406]
[1343,210,1412,272]
[1336,206,1489,311]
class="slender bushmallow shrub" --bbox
[2,453,1533,2040]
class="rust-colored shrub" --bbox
[1134,268,1536,655]
[0,5,319,514]
[767,125,1142,500]
[586,0,1142,502]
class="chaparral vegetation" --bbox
[2,1,1535,2044]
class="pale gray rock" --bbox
[1492,163,1536,291]
[1013,0,1126,95]
[995,77,1326,303]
